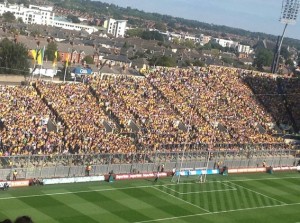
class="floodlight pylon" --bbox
[271,0,300,74]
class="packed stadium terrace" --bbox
[0,66,299,157]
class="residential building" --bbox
[237,44,251,54]
[212,38,238,48]
[107,18,127,38]
[53,19,98,34]
[0,2,98,34]
[200,34,211,45]
[0,2,54,25]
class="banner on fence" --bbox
[115,172,167,180]
[42,176,105,185]
[0,180,30,188]
[175,169,219,176]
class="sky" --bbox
[97,0,300,40]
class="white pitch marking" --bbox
[178,188,237,195]
[133,202,300,223]
[227,181,287,205]
[0,176,298,201]
[152,186,210,213]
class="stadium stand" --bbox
[0,66,299,161]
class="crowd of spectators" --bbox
[91,76,189,150]
[0,65,299,160]
[281,78,300,128]
[0,86,63,156]
[242,71,292,127]
[36,81,135,155]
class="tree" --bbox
[2,12,15,23]
[82,55,94,64]
[285,58,294,66]
[45,42,58,61]
[0,38,29,75]
[141,31,164,41]
[149,56,176,67]
[193,60,205,67]
[126,28,143,38]
[280,47,290,60]
[67,15,80,23]
[253,48,273,70]
[17,17,24,23]
[154,21,166,32]
[181,39,195,48]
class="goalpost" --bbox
[171,151,211,184]
[171,103,211,184]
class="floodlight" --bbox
[271,0,300,73]
[280,0,300,24]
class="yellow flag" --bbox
[37,48,44,65]
[31,50,37,61]
[52,51,58,67]
[65,53,69,68]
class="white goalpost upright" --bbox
[171,151,211,184]
[171,97,213,184]
[172,103,194,184]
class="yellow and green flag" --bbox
[36,47,45,65]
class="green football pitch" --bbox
[0,172,299,223]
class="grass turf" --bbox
[0,171,299,223]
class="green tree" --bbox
[280,47,290,60]
[172,37,180,45]
[82,55,94,64]
[45,42,58,61]
[67,15,80,23]
[154,21,166,32]
[17,17,23,23]
[181,39,195,48]
[126,28,143,38]
[2,11,15,22]
[149,56,176,67]
[0,38,29,75]
[285,58,294,66]
[253,48,273,70]
[141,31,164,41]
[193,60,205,67]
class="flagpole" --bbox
[64,51,69,83]
[64,65,67,83]
[40,46,45,79]
[52,51,57,82]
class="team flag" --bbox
[52,51,58,67]
[37,47,45,65]
[65,53,70,68]
[31,50,37,61]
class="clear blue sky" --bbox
[98,0,300,40]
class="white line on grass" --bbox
[219,181,237,190]
[161,185,179,194]
[0,176,298,201]
[221,176,300,183]
[226,181,287,205]
[0,185,155,200]
[178,188,237,195]
[151,186,210,213]
[133,202,300,223]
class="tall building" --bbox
[106,18,127,38]
[0,2,54,25]
[0,2,98,34]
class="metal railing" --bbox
[0,145,299,180]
